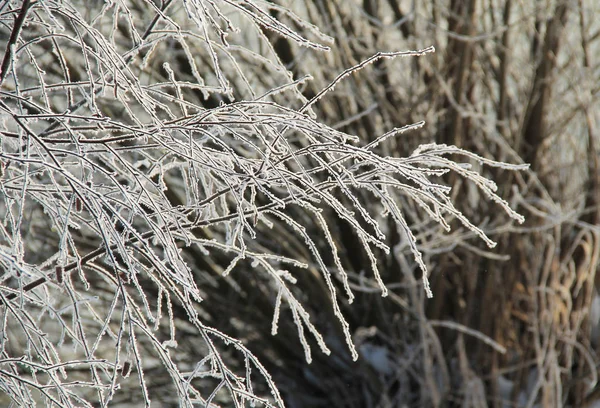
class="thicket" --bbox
[1,0,599,407]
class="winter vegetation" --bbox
[0,0,599,407]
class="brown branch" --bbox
[520,2,570,169]
[0,0,31,86]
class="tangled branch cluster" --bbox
[0,0,525,406]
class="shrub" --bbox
[0,1,527,406]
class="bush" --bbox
[0,1,540,406]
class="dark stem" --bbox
[0,0,31,86]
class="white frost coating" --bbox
[0,0,527,405]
